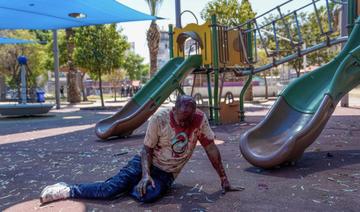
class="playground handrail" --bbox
[236,35,348,76]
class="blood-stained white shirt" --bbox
[144,108,215,177]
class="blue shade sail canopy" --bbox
[0,37,36,44]
[0,0,156,30]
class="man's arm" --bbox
[197,116,232,193]
[137,146,156,197]
[136,114,159,197]
[141,146,153,178]
[203,142,231,193]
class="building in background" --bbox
[157,30,170,69]
[129,42,135,53]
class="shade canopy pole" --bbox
[341,0,350,107]
[53,30,60,109]
[175,0,182,28]
[20,64,27,104]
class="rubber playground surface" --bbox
[0,100,360,211]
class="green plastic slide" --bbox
[95,55,202,139]
[240,17,360,168]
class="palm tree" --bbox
[145,0,163,77]
[65,28,81,103]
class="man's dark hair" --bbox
[175,95,196,110]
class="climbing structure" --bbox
[169,0,349,125]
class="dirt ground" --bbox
[0,100,359,212]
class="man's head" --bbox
[173,95,197,128]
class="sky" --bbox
[117,0,326,63]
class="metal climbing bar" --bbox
[253,36,347,74]
[226,0,340,74]
[276,6,295,49]
[293,11,303,45]
[325,0,333,33]
[229,0,322,31]
[254,19,270,57]
[272,21,280,55]
[238,26,251,64]
[233,0,294,30]
[312,0,325,35]
[234,35,347,77]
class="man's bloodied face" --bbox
[174,96,196,128]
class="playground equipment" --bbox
[171,0,350,124]
[95,55,201,139]
[240,0,360,168]
[96,0,352,139]
[0,56,54,116]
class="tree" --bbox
[103,68,125,102]
[74,24,129,107]
[31,30,52,44]
[201,0,256,101]
[103,52,148,102]
[201,0,256,27]
[201,0,242,26]
[140,64,150,83]
[145,0,163,77]
[123,52,149,81]
[65,28,81,103]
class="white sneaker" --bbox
[40,182,70,204]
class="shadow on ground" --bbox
[245,150,360,179]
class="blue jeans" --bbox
[69,155,174,203]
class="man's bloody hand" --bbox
[221,177,244,194]
[136,175,155,197]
